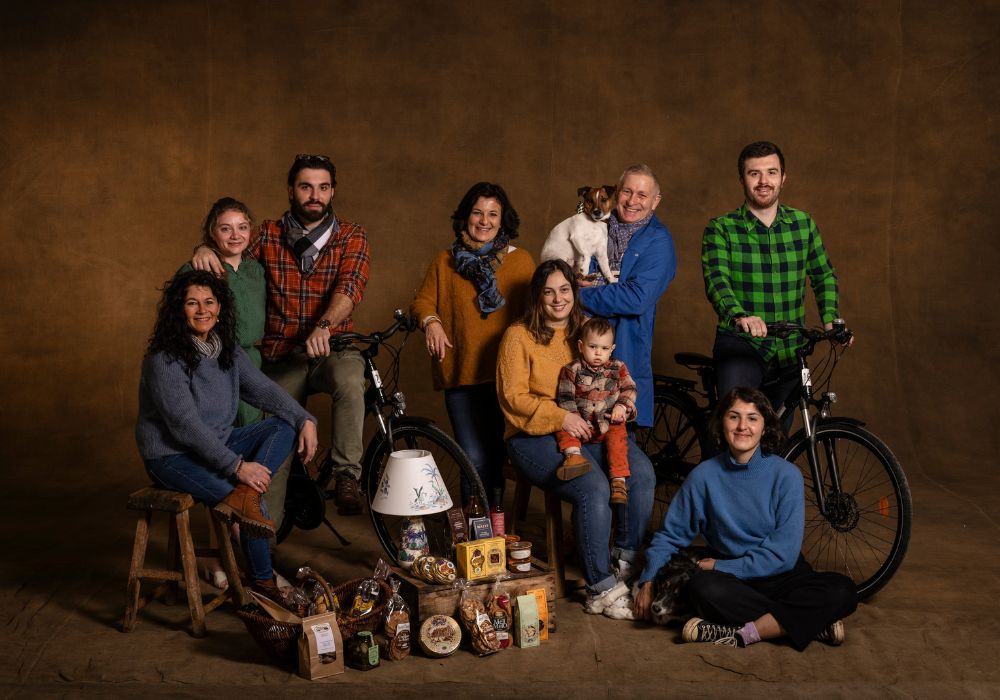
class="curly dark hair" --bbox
[710,387,786,456]
[146,270,237,372]
[520,259,584,345]
[450,182,520,240]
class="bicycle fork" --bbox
[797,359,844,518]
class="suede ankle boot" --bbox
[214,484,275,537]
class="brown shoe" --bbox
[335,475,362,515]
[610,479,628,506]
[556,453,592,481]
[252,578,281,601]
[214,484,275,537]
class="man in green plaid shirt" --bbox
[702,141,844,409]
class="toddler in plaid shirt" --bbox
[554,317,638,505]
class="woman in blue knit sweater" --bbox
[634,387,857,650]
[136,270,318,595]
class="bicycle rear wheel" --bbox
[363,420,485,563]
[635,389,713,536]
[783,422,912,600]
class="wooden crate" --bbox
[392,558,558,632]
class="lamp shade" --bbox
[370,449,454,516]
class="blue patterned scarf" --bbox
[451,230,510,316]
[593,211,653,285]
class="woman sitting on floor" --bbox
[634,387,857,649]
[135,269,317,595]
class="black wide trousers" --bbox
[686,556,858,650]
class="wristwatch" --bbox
[316,319,333,333]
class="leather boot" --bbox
[215,484,275,537]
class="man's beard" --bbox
[291,198,332,225]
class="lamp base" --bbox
[397,515,430,569]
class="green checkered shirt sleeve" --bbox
[702,204,839,364]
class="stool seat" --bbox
[122,485,247,637]
[127,487,194,513]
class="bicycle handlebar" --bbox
[766,319,853,347]
[329,309,418,352]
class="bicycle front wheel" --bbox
[635,389,713,536]
[363,421,485,563]
[783,422,912,600]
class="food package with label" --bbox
[297,611,345,680]
[382,577,411,660]
[456,578,501,656]
[418,614,462,658]
[486,574,512,649]
[513,594,540,648]
[455,536,506,581]
[526,587,549,641]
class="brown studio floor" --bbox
[3,465,999,699]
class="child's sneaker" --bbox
[815,620,845,646]
[557,453,592,480]
[610,478,628,505]
[583,581,629,614]
[682,617,742,646]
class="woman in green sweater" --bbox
[411,182,534,507]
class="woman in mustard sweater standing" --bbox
[411,182,534,507]
[497,259,655,617]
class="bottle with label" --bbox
[464,493,487,533]
[489,488,505,538]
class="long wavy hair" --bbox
[450,182,520,240]
[146,269,237,372]
[520,259,584,346]
[710,387,786,456]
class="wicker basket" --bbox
[333,577,392,637]
[236,608,300,663]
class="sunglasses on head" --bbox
[295,153,331,162]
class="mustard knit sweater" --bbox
[496,324,573,438]
[411,246,534,391]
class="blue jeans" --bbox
[506,431,655,594]
[145,417,296,582]
[444,382,507,506]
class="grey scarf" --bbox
[191,331,222,360]
[282,210,337,273]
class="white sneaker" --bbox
[584,581,629,615]
[602,593,637,620]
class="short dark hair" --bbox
[579,316,614,343]
[146,269,237,373]
[450,182,520,240]
[738,141,785,178]
[201,197,254,252]
[710,387,786,456]
[521,259,584,345]
[287,154,337,188]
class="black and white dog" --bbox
[644,546,714,625]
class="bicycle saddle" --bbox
[674,352,714,369]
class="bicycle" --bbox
[277,310,487,564]
[636,320,913,600]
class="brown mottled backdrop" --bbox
[2,1,997,509]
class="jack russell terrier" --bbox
[541,185,617,283]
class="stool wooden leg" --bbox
[175,510,207,638]
[212,510,248,607]
[510,476,531,536]
[122,511,151,632]
[545,491,566,599]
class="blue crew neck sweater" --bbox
[135,345,315,475]
[638,448,804,583]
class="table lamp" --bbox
[369,449,453,569]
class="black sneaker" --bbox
[335,475,362,515]
[682,617,742,646]
[815,620,845,646]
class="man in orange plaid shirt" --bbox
[194,154,371,523]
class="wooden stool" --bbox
[505,465,568,599]
[122,486,248,637]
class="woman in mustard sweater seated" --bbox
[497,259,655,618]
[411,182,534,507]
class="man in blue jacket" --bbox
[580,164,676,428]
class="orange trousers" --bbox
[555,421,631,479]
